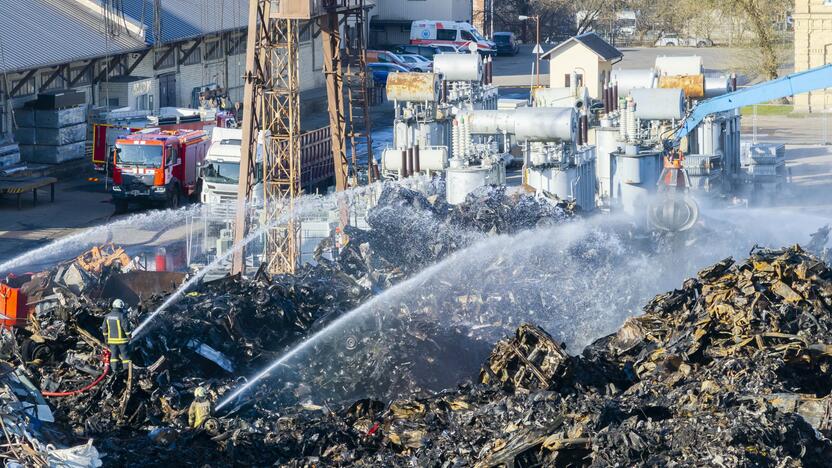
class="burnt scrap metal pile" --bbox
[211,246,831,466]
[3,186,578,465]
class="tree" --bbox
[725,0,790,80]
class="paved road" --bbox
[492,44,794,87]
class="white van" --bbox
[410,20,495,55]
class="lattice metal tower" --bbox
[233,1,301,275]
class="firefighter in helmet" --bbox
[101,299,131,373]
[189,386,213,429]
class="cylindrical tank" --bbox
[463,108,577,142]
[386,72,441,102]
[655,55,702,76]
[629,88,685,121]
[434,54,482,81]
[445,165,493,204]
[612,150,662,217]
[704,72,731,98]
[512,108,577,141]
[595,127,620,200]
[382,147,448,173]
[611,68,656,95]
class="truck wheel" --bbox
[114,199,128,214]
[696,41,706,48]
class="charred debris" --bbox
[2,188,831,466]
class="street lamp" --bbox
[519,15,541,88]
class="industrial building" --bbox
[0,0,330,144]
[794,0,832,112]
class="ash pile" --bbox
[201,245,832,467]
[0,185,577,465]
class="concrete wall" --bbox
[372,0,471,22]
[547,42,607,99]
[794,0,832,112]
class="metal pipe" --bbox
[577,117,584,145]
[603,85,610,114]
[414,144,421,173]
[406,147,414,177]
[400,149,408,178]
[581,114,589,146]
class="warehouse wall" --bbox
[794,0,832,112]
[1,26,329,142]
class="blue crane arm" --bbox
[673,64,832,145]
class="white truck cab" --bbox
[200,128,263,213]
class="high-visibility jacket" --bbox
[189,400,212,428]
[101,309,131,345]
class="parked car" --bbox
[493,32,519,56]
[368,63,409,85]
[398,54,432,72]
[410,20,496,55]
[654,34,713,48]
[433,44,462,54]
[366,50,412,69]
[391,44,444,60]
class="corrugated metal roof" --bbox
[0,0,148,74]
[120,0,248,45]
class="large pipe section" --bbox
[386,72,441,102]
[611,69,657,96]
[629,88,685,121]
[464,108,577,142]
[434,53,482,82]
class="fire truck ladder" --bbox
[342,2,375,185]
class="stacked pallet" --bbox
[0,142,21,172]
[15,92,87,165]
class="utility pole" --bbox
[519,15,542,88]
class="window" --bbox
[10,76,35,97]
[136,94,150,111]
[40,69,66,91]
[564,74,584,88]
[226,35,245,55]
[204,39,223,61]
[167,145,180,166]
[299,21,312,43]
[436,29,457,41]
[182,44,202,65]
[460,30,475,41]
[70,66,91,86]
[155,48,175,69]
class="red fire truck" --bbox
[111,129,209,213]
[92,110,235,171]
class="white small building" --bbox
[540,33,623,101]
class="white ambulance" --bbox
[410,20,495,55]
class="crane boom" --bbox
[673,64,832,145]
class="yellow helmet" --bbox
[194,387,207,398]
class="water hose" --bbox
[41,348,111,397]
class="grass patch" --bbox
[740,104,794,116]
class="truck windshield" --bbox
[471,29,487,42]
[203,161,240,184]
[116,144,163,167]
